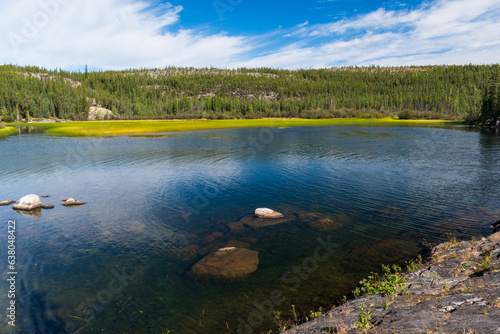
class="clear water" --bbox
[0,125,499,334]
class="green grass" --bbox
[0,126,18,136]
[6,118,460,137]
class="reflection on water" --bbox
[0,125,499,333]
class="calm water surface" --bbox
[0,125,499,334]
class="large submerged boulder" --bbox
[254,208,284,219]
[12,194,42,211]
[186,247,259,283]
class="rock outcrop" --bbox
[0,200,16,206]
[12,194,42,211]
[186,247,259,283]
[88,106,112,121]
[284,232,500,334]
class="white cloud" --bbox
[231,0,500,68]
[0,0,498,70]
[0,0,249,70]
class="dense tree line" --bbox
[0,64,499,122]
[481,82,500,124]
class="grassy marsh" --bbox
[0,126,17,136]
[6,118,460,137]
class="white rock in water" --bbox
[12,194,42,211]
[254,208,285,219]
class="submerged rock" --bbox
[297,211,324,220]
[41,204,55,209]
[308,218,343,230]
[0,200,16,206]
[226,221,245,233]
[186,247,259,283]
[62,198,85,206]
[201,232,224,244]
[254,208,284,219]
[225,240,252,249]
[163,245,200,261]
[12,194,42,211]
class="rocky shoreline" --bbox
[284,231,500,334]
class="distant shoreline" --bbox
[4,118,460,137]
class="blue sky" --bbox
[0,0,498,70]
[175,0,421,34]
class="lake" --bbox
[0,125,499,334]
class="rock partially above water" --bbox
[490,219,500,232]
[254,208,284,219]
[0,200,16,206]
[240,214,295,228]
[12,194,42,211]
[41,204,55,209]
[186,247,259,283]
[62,198,85,206]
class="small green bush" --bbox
[353,264,408,298]
[356,303,373,329]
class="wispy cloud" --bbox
[0,0,498,70]
[232,0,500,68]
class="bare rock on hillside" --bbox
[88,106,112,121]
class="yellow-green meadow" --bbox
[0,126,17,136]
[7,118,460,137]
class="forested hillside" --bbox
[481,81,500,124]
[0,64,498,121]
